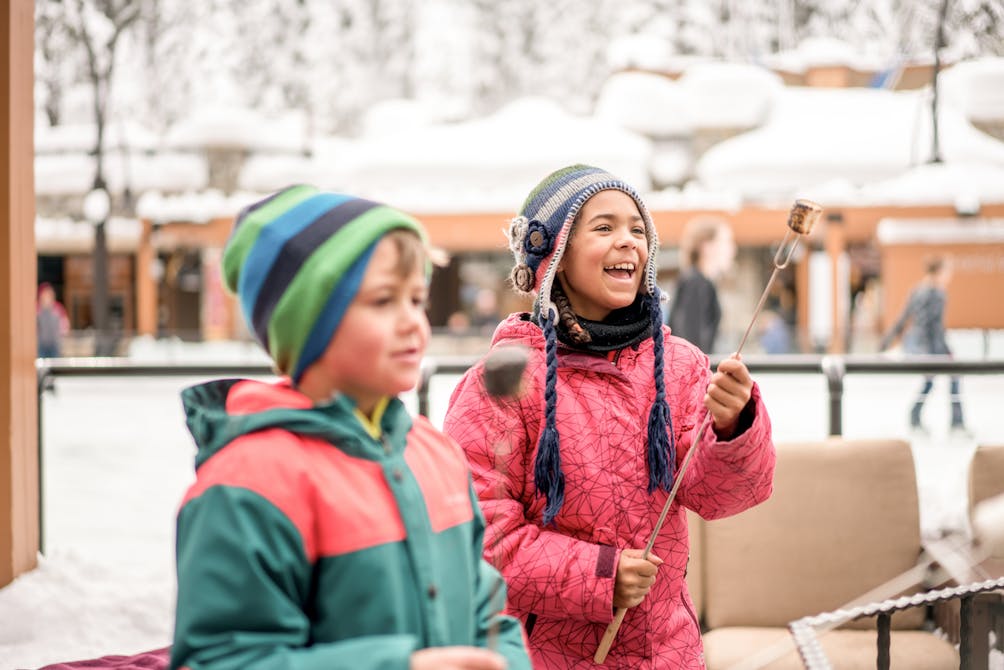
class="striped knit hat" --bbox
[506,165,674,525]
[222,184,426,384]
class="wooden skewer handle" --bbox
[593,607,628,664]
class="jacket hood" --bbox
[181,378,412,468]
[492,313,545,350]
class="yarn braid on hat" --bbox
[222,184,427,385]
[506,165,675,525]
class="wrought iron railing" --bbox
[789,577,1004,670]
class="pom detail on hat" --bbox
[511,263,535,293]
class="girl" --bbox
[444,165,775,669]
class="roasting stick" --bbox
[594,199,824,664]
[481,345,531,652]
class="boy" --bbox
[171,185,530,670]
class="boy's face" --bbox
[556,189,648,321]
[312,235,429,414]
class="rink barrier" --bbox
[34,354,1004,555]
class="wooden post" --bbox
[825,212,847,353]
[135,219,157,336]
[0,0,38,587]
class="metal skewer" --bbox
[594,199,823,664]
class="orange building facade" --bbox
[125,202,1004,357]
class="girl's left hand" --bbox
[704,354,753,440]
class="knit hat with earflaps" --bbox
[222,184,427,385]
[507,164,675,525]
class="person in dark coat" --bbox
[667,217,735,354]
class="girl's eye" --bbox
[633,226,646,236]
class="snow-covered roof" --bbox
[859,162,1004,207]
[35,216,142,253]
[241,97,653,214]
[677,62,783,129]
[35,152,208,196]
[940,57,1004,123]
[34,121,160,154]
[595,71,694,137]
[876,217,1004,244]
[761,36,891,74]
[696,87,1004,205]
[165,105,309,152]
[606,34,678,72]
[136,189,262,224]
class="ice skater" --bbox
[880,255,968,435]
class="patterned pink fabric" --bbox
[444,314,775,669]
[37,647,170,670]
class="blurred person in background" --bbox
[36,282,69,358]
[880,255,967,435]
[667,217,735,354]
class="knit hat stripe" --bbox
[291,243,377,382]
[521,168,608,224]
[520,164,605,215]
[238,193,356,334]
[222,184,317,293]
[249,197,379,348]
[268,206,424,377]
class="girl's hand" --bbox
[705,355,753,439]
[411,646,506,670]
[613,549,663,608]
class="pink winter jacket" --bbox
[444,313,775,669]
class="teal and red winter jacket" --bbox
[171,378,530,670]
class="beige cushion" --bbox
[702,626,958,670]
[970,444,1004,562]
[703,439,925,630]
[970,444,1004,507]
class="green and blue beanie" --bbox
[506,165,674,525]
[222,184,426,384]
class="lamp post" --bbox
[83,185,111,356]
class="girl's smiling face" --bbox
[556,189,648,321]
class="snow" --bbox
[288,98,655,214]
[676,62,784,129]
[135,190,261,225]
[606,33,679,72]
[876,218,1004,245]
[34,153,208,197]
[2,336,1003,668]
[35,216,142,254]
[164,106,309,153]
[761,36,888,73]
[35,122,160,155]
[695,87,1004,205]
[940,57,1004,123]
[595,71,695,137]
[860,163,1004,207]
